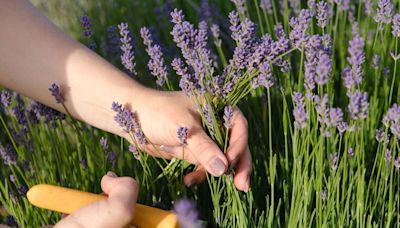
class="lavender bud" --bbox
[385,149,392,163]
[223,106,234,129]
[364,0,374,15]
[177,127,189,145]
[321,188,328,201]
[1,90,11,108]
[49,83,64,103]
[108,151,117,169]
[260,0,273,14]
[134,129,147,144]
[374,0,393,29]
[392,14,400,37]
[80,15,93,38]
[348,91,369,120]
[375,128,389,143]
[100,137,108,151]
[329,107,343,127]
[111,102,139,133]
[129,144,139,160]
[348,147,355,157]
[372,54,381,70]
[330,152,339,171]
[174,198,201,228]
[337,121,349,134]
[0,144,18,166]
[382,104,400,138]
[394,157,400,170]
[293,92,309,129]
[316,1,329,29]
[315,51,332,85]
[118,22,137,76]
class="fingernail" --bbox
[160,145,175,153]
[107,171,117,178]
[209,158,227,176]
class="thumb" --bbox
[186,129,228,177]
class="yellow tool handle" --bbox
[27,184,178,228]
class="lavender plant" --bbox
[2,0,400,227]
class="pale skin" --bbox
[0,0,252,226]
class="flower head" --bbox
[330,152,339,171]
[118,22,137,76]
[174,198,201,228]
[316,1,329,29]
[348,91,369,120]
[49,83,64,103]
[392,14,400,37]
[177,127,189,145]
[0,144,18,166]
[223,106,234,129]
[293,92,309,129]
[374,0,393,29]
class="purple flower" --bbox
[315,51,332,85]
[29,100,66,126]
[274,23,286,39]
[223,106,234,129]
[375,128,389,143]
[364,0,373,15]
[134,129,147,145]
[253,62,274,89]
[4,215,17,227]
[177,127,189,145]
[171,58,196,96]
[304,35,322,96]
[0,144,18,166]
[348,147,355,157]
[49,83,64,103]
[329,107,343,127]
[107,26,121,55]
[321,188,328,201]
[80,16,93,38]
[118,22,137,76]
[372,54,381,70]
[203,103,214,131]
[10,174,16,183]
[392,14,400,37]
[1,90,11,108]
[18,185,28,196]
[289,9,312,49]
[315,94,330,125]
[337,121,349,134]
[385,149,392,163]
[383,104,400,138]
[140,27,168,87]
[330,152,339,171]
[260,0,273,14]
[374,0,393,29]
[174,198,200,228]
[231,0,246,15]
[348,91,369,120]
[394,157,400,170]
[108,151,117,169]
[111,101,139,133]
[211,24,221,46]
[100,137,108,151]
[129,144,139,160]
[316,1,329,29]
[293,92,309,129]
[308,0,316,15]
[80,157,88,170]
[289,0,300,14]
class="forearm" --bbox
[0,0,149,137]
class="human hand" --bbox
[128,90,251,192]
[55,172,138,228]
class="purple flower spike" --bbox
[330,152,339,171]
[289,9,312,49]
[374,0,393,30]
[140,27,168,87]
[49,83,64,103]
[0,144,18,166]
[348,91,369,120]
[394,157,400,170]
[316,1,329,29]
[118,22,137,76]
[315,51,332,85]
[129,144,140,160]
[111,102,140,134]
[385,149,392,163]
[348,147,355,157]
[392,14,400,37]
[177,127,188,145]
[329,108,343,127]
[80,15,93,38]
[1,90,11,108]
[382,104,400,138]
[253,62,274,89]
[260,0,273,14]
[174,198,201,228]
[321,188,328,201]
[100,137,108,151]
[223,106,234,129]
[293,92,309,129]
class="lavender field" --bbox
[1,0,400,227]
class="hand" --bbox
[131,90,251,192]
[55,172,138,228]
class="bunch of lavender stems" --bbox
[2,0,400,227]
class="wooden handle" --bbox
[27,184,178,228]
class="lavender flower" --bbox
[253,62,274,88]
[10,174,16,183]
[171,58,195,95]
[315,94,330,125]
[29,100,66,126]
[107,26,121,55]
[308,0,316,16]
[372,54,381,70]
[118,22,137,76]
[321,188,328,201]
[315,51,332,85]
[108,151,117,169]
[18,185,28,196]
[1,90,11,108]
[289,9,312,49]
[385,149,392,163]
[177,127,189,145]
[348,147,355,157]
[393,14,400,37]
[129,144,139,160]
[374,0,393,29]
[223,106,234,129]
[288,0,300,14]
[211,24,222,46]
[111,101,138,133]
[134,129,147,145]
[329,108,343,127]
[394,157,400,170]
[49,83,64,103]
[4,215,17,227]
[203,103,214,131]
[348,91,369,120]
[343,23,365,94]
[274,23,286,39]
[100,137,108,151]
[316,1,329,29]
[0,144,18,166]
[375,128,389,143]
[260,0,273,14]
[293,92,309,129]
[231,0,246,15]
[304,35,322,96]
[363,0,373,15]
[140,27,168,87]
[80,16,93,38]
[330,152,339,171]
[80,157,88,170]
[174,198,201,228]
[382,104,400,138]
[337,121,349,134]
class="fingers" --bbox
[233,146,252,192]
[186,127,228,177]
[56,172,139,228]
[184,166,206,187]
